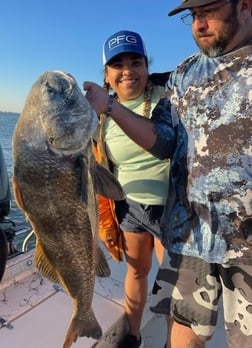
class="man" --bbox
[83,1,251,347]
[150,0,252,347]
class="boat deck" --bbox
[0,246,227,348]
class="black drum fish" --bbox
[12,70,125,348]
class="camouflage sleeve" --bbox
[148,97,177,160]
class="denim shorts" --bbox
[115,198,164,238]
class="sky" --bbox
[0,0,198,113]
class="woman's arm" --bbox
[84,81,176,160]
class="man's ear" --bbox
[240,0,252,17]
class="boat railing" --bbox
[0,217,35,283]
[1,217,34,255]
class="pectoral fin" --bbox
[92,162,125,201]
[96,245,111,277]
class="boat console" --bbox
[0,144,33,281]
[0,144,11,219]
[0,144,11,281]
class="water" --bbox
[0,112,34,251]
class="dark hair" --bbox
[106,53,148,68]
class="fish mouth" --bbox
[48,144,86,156]
[46,129,90,154]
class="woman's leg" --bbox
[123,231,154,338]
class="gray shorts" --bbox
[150,251,252,346]
[115,198,163,238]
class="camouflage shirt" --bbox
[155,42,252,265]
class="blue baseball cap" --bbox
[102,30,148,66]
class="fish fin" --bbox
[12,176,26,212]
[92,162,125,200]
[35,238,62,285]
[96,245,111,277]
[63,308,102,348]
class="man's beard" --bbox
[194,13,239,57]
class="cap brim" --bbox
[168,0,218,16]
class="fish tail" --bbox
[62,309,102,348]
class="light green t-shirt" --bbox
[104,85,169,205]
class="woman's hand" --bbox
[83,81,109,116]
[84,81,157,151]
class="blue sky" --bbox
[1,0,197,113]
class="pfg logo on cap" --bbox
[108,34,138,50]
[103,30,147,65]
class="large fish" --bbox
[12,70,125,348]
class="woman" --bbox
[91,30,171,348]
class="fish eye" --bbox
[47,87,54,94]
